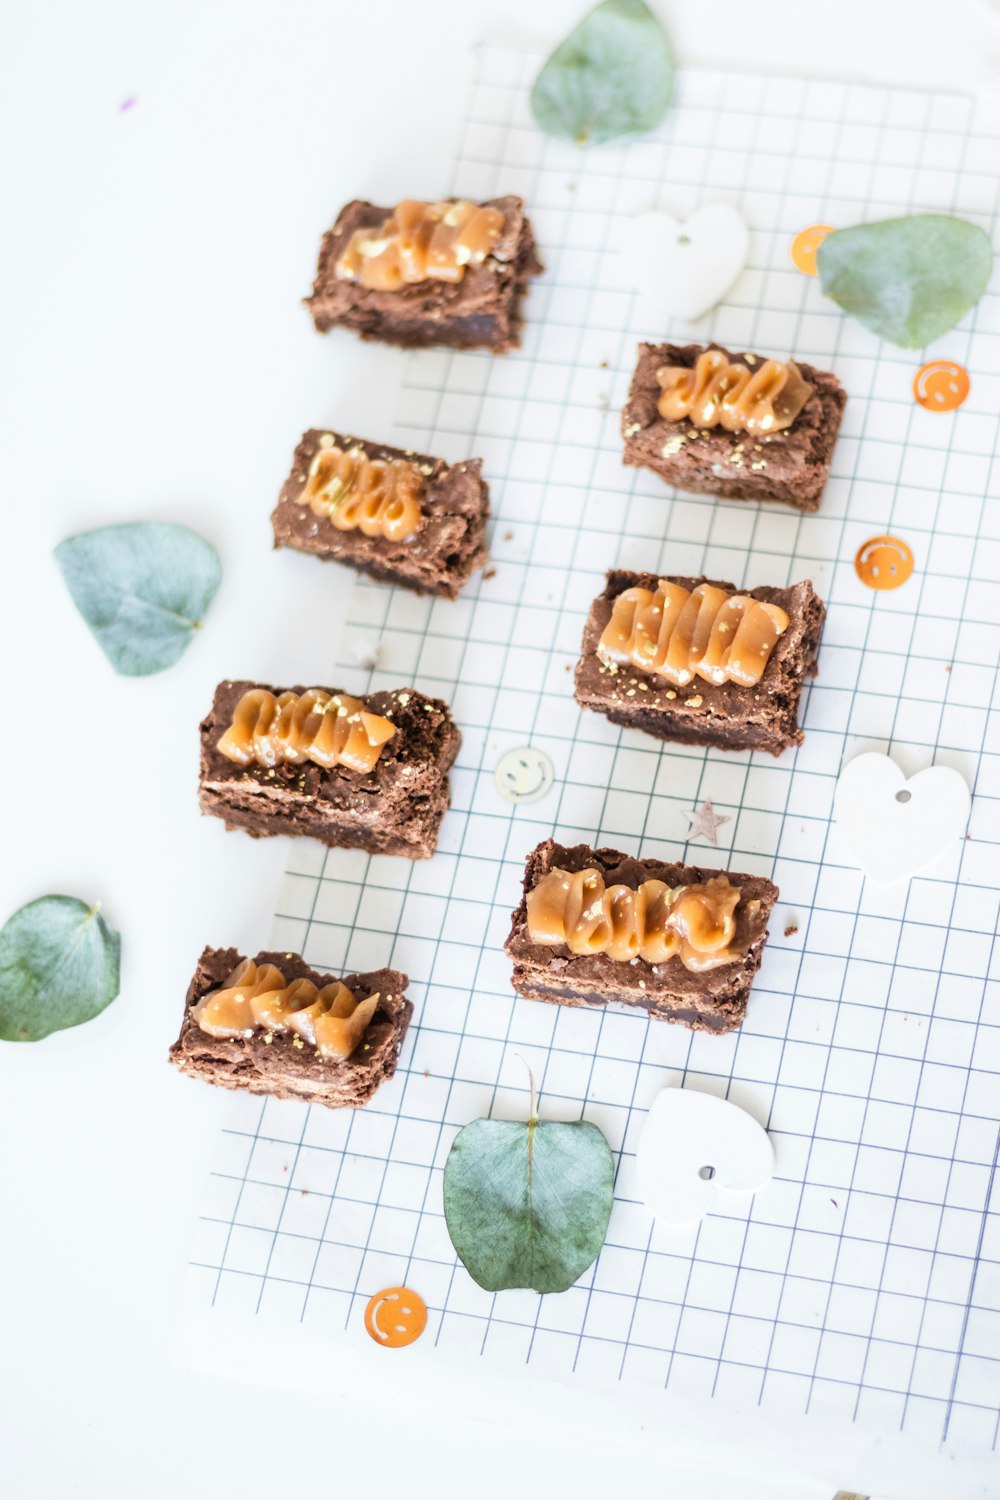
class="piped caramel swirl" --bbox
[192,957,379,1060]
[527,867,746,974]
[335,199,505,291]
[217,689,395,774]
[598,579,789,689]
[656,349,812,436]
[303,438,424,544]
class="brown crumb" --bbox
[784,923,799,938]
[483,567,496,580]
[503,530,513,542]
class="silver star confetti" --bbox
[682,799,730,846]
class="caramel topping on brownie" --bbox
[192,957,380,1060]
[335,199,505,290]
[303,438,424,543]
[656,349,813,436]
[217,689,395,774]
[598,579,789,689]
[527,868,745,974]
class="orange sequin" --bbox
[913,360,970,413]
[855,536,915,591]
[364,1286,428,1348]
[790,224,834,277]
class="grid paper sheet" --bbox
[183,48,1000,1453]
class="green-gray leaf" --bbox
[0,896,121,1042]
[531,0,674,146]
[55,521,222,676]
[443,1115,615,1294]
[817,215,993,349]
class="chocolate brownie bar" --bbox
[306,195,542,353]
[574,571,825,755]
[169,947,412,1108]
[505,841,778,1033]
[271,429,489,599]
[622,342,846,511]
[199,681,460,858]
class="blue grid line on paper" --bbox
[187,47,1000,1453]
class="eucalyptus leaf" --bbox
[443,1110,615,1294]
[531,0,674,146]
[817,215,993,349]
[55,521,221,676]
[0,896,121,1042]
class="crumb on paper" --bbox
[347,634,384,672]
[503,530,513,542]
[784,922,799,938]
[483,567,496,580]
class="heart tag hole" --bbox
[895,789,912,803]
[676,233,691,245]
[698,1165,716,1181]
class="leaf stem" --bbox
[514,1052,538,1124]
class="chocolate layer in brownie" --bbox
[505,841,778,1033]
[271,430,489,599]
[169,947,412,1108]
[622,342,846,511]
[574,572,825,755]
[199,681,460,858]
[306,196,542,353]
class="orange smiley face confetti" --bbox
[364,1285,428,1348]
[913,359,970,413]
[790,224,835,276]
[855,535,915,591]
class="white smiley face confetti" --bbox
[636,1088,774,1228]
[833,751,972,888]
[493,746,556,805]
[621,204,750,320]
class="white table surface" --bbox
[3,2,999,1496]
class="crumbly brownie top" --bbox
[173,947,411,1084]
[507,840,778,1003]
[623,341,846,496]
[576,573,822,728]
[201,681,459,804]
[273,430,488,588]
[309,195,531,321]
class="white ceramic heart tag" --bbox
[636,1088,773,1229]
[621,204,749,320]
[833,752,971,887]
